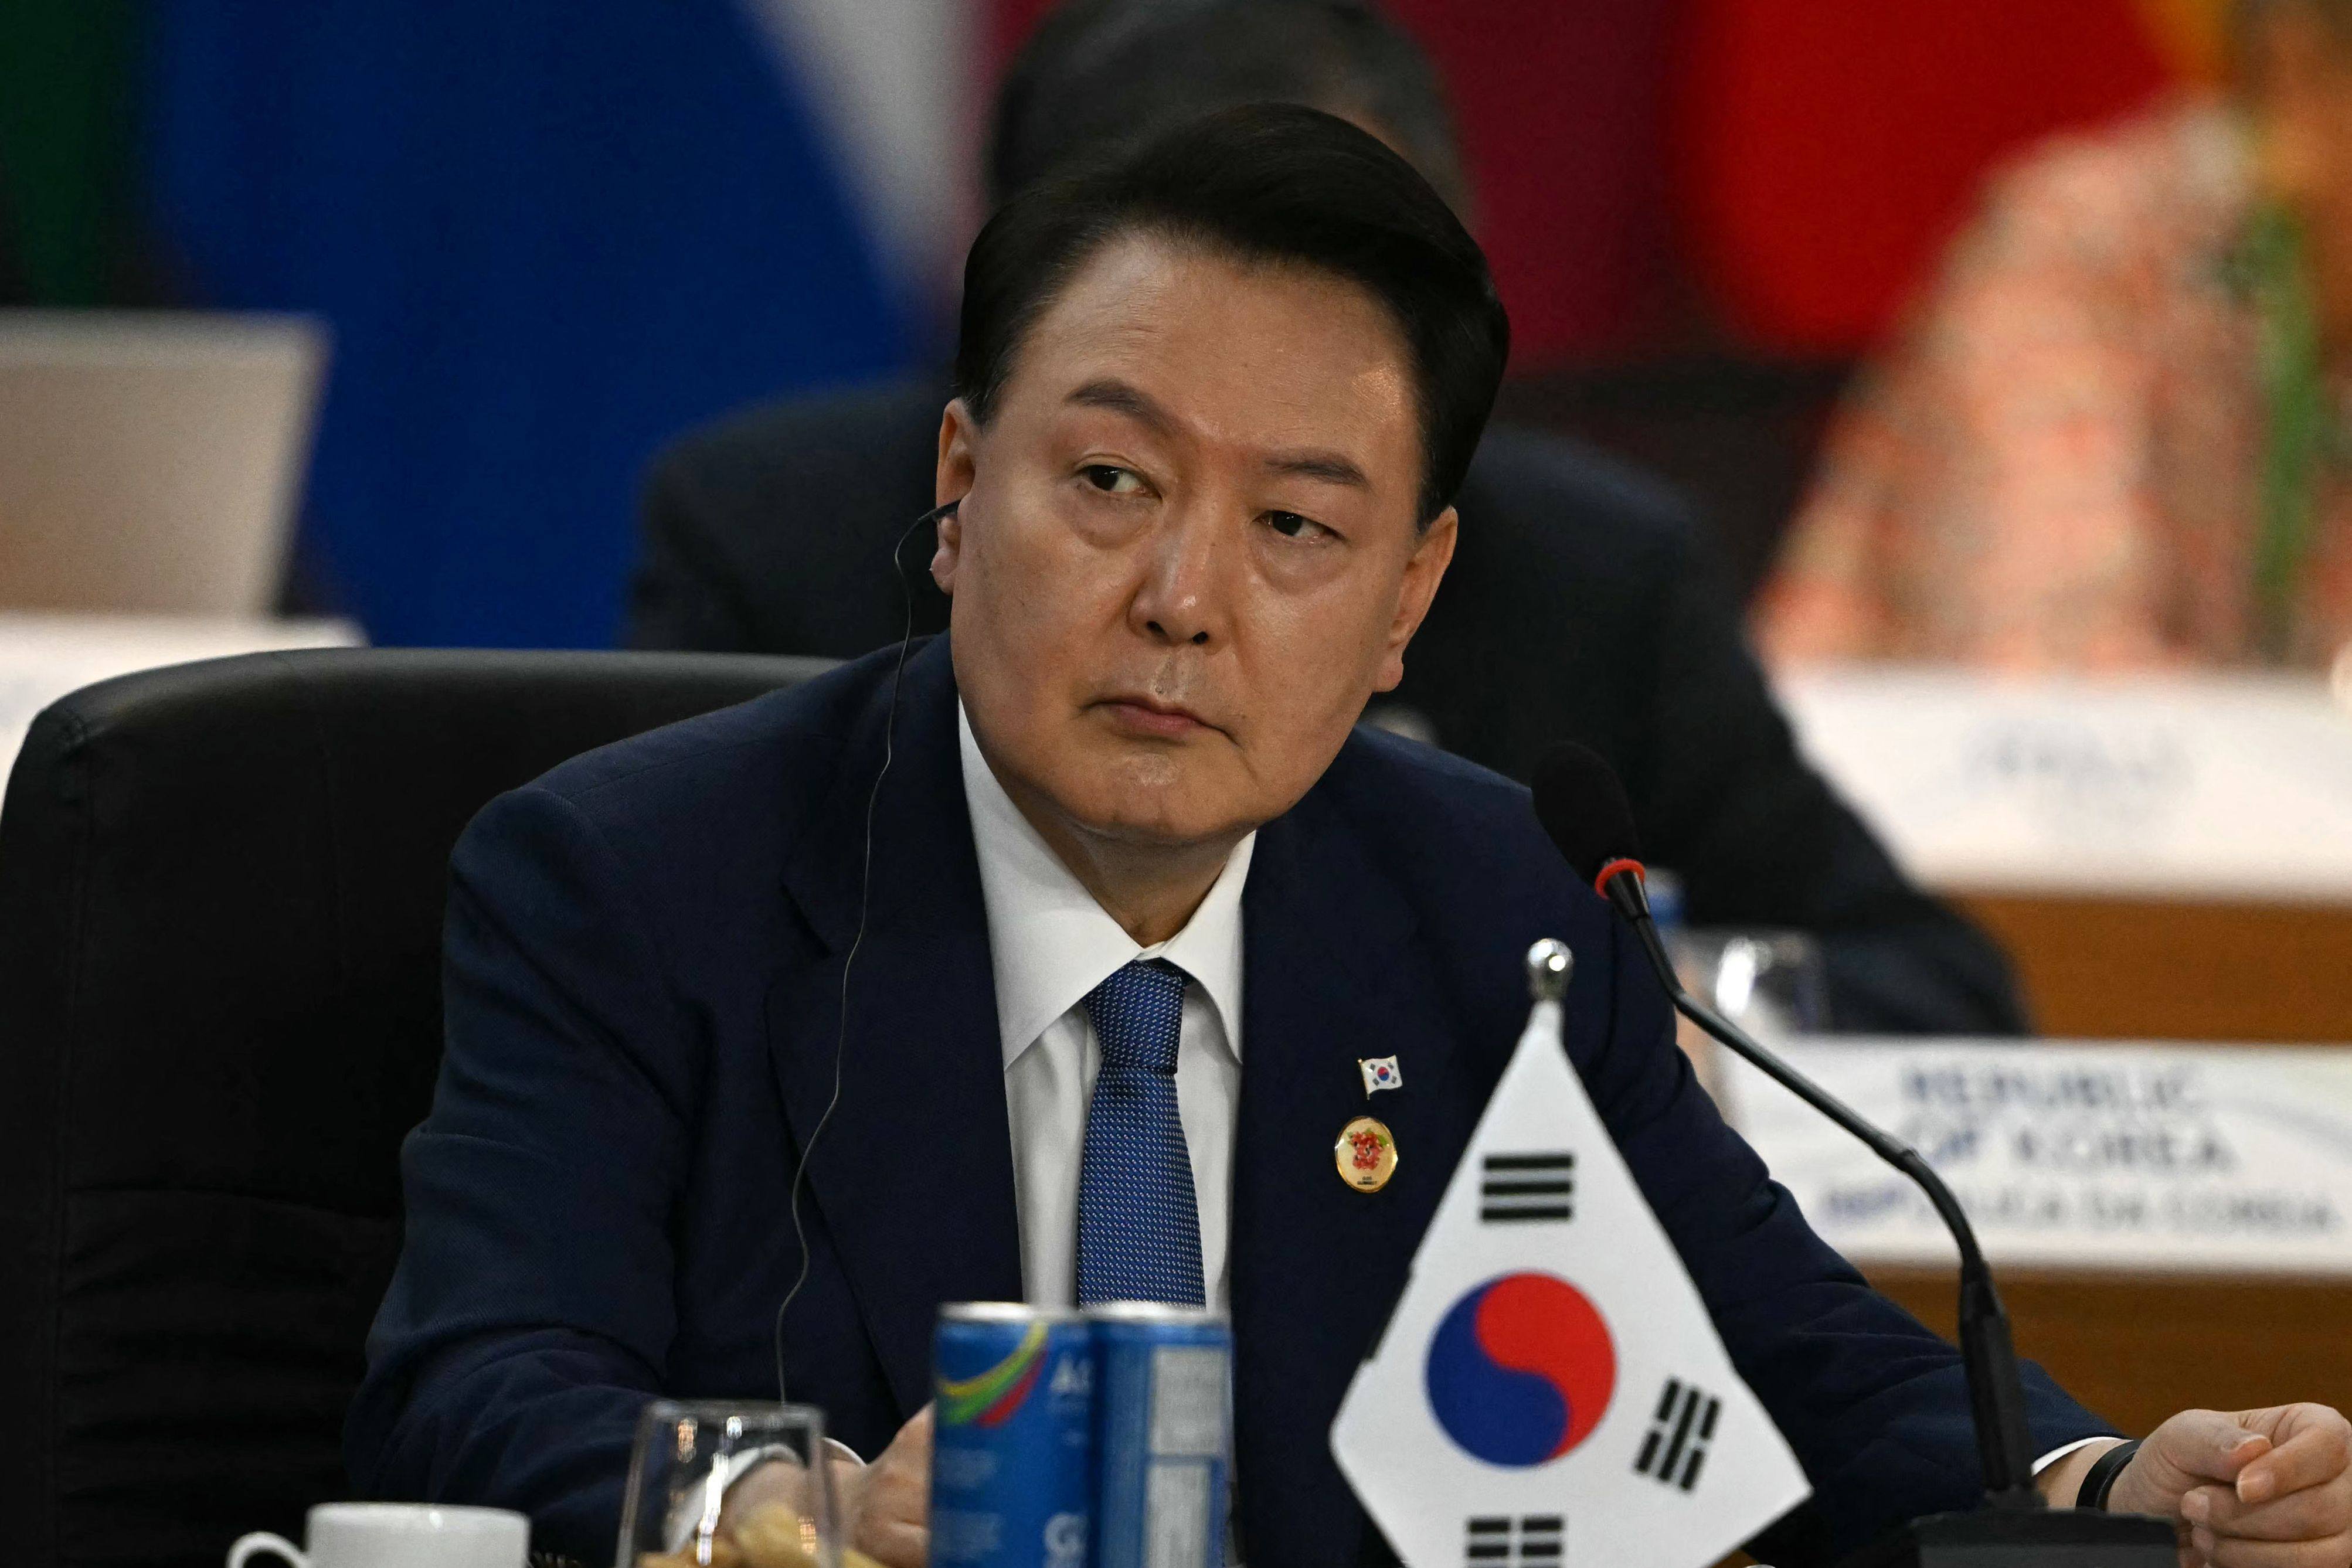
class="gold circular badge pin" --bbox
[1336,1115,1398,1192]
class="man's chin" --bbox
[1068,800,1242,853]
[1051,768,1260,854]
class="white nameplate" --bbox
[1772,666,2352,902]
[0,613,359,787]
[1722,1038,2352,1275]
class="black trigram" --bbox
[1633,1376,1721,1492]
[1464,1514,1563,1566]
[1479,1151,1574,1222]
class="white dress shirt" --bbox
[958,704,1252,1311]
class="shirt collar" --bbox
[958,702,1252,1070]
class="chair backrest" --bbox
[0,647,832,1568]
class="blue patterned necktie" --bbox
[1075,958,1207,1307]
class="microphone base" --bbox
[1833,1508,2176,1568]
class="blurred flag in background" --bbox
[1,0,965,647]
[1679,0,2232,352]
[0,0,2237,647]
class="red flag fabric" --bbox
[982,1,2211,362]
[1676,0,2180,352]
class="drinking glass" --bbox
[1674,927,1831,1040]
[616,1401,840,1568]
[1667,928,1831,1096]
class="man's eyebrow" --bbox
[1067,379,1172,433]
[1069,377,1369,488]
[1265,450,1370,489]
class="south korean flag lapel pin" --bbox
[1329,939,1810,1568]
[1360,1055,1403,1097]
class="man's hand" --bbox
[2106,1404,2352,1566]
[838,1404,933,1568]
[707,1419,924,1568]
[703,1438,868,1568]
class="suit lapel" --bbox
[767,638,1023,1417]
[1230,780,1491,1568]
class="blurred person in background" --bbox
[630,0,2030,1036]
[1762,0,2352,673]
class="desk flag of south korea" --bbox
[1330,941,1810,1568]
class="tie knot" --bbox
[1081,958,1189,1075]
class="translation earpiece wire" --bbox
[774,499,960,1404]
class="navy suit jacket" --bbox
[348,638,2109,1567]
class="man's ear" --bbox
[933,399,980,594]
[1372,506,1459,692]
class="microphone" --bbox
[1530,744,2173,1566]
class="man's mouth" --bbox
[1095,693,1220,739]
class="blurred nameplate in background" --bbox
[1774,666,2352,1040]
[0,311,327,617]
[1726,1037,2352,1433]
[0,613,359,786]
[1773,667,2352,901]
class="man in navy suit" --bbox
[349,107,2352,1568]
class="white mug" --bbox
[227,1502,529,1568]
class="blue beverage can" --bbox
[1087,1304,1231,1568]
[931,1303,1096,1568]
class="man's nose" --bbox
[1130,503,1232,648]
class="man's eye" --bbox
[1081,464,1144,495]
[1266,511,1328,540]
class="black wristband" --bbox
[2076,1438,2142,1511]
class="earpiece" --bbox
[773,498,963,1402]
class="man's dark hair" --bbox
[954,103,1509,523]
[988,0,1468,213]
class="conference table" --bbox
[1962,892,2352,1047]
[1765,667,2352,1448]
[1878,892,2352,1443]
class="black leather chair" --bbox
[0,647,831,1568]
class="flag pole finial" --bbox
[1524,938,1573,1001]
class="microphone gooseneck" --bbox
[1532,744,2043,1509]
